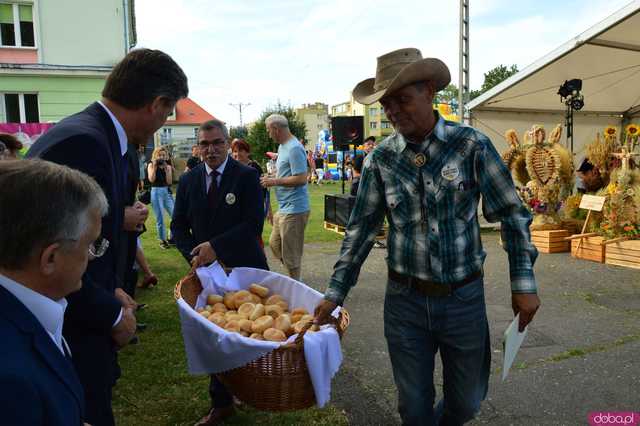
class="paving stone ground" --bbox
[266,233,640,426]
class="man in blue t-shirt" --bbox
[260,114,310,280]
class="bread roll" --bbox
[200,311,210,318]
[291,307,308,316]
[274,314,292,335]
[208,313,226,327]
[292,320,306,334]
[251,315,274,333]
[233,290,253,309]
[293,318,317,334]
[265,294,284,305]
[237,302,255,318]
[263,328,287,342]
[239,331,250,337]
[223,292,236,309]
[249,283,269,298]
[249,293,262,304]
[206,294,223,305]
[300,314,314,323]
[275,300,289,311]
[212,303,228,313]
[265,304,284,319]
[249,304,265,321]
[249,333,264,340]
[225,320,241,332]
[225,314,244,322]
[291,313,304,323]
[203,305,213,312]
[239,319,253,333]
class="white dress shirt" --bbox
[204,156,229,192]
[97,100,128,156]
[0,273,70,356]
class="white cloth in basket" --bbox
[177,262,342,407]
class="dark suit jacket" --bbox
[171,158,268,269]
[26,102,125,425]
[0,286,85,425]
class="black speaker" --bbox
[331,116,364,151]
[324,194,356,227]
[324,194,337,223]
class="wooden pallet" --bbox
[323,221,388,240]
[531,230,570,253]
[570,235,605,263]
[604,239,640,270]
[323,221,346,236]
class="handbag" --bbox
[138,189,151,205]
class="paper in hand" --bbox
[502,313,528,381]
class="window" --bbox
[1,93,39,122]
[369,122,377,129]
[0,3,35,47]
[368,107,378,116]
[381,121,392,129]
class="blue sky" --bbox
[135,0,634,127]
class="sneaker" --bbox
[159,240,169,249]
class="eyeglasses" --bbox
[199,139,227,148]
[57,236,109,259]
[89,237,109,259]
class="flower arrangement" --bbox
[597,168,640,239]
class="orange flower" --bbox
[604,126,617,136]
[623,225,635,232]
[601,223,610,230]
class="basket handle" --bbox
[291,313,341,346]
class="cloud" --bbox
[134,0,635,126]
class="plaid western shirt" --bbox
[325,113,538,305]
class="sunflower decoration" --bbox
[626,123,639,137]
[625,123,640,151]
[605,126,617,136]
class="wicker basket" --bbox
[174,268,350,411]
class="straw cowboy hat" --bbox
[352,48,451,105]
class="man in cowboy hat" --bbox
[315,48,540,425]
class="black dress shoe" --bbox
[136,323,147,332]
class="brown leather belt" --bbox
[388,269,482,297]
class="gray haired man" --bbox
[260,114,310,280]
[0,159,125,426]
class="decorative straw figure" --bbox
[524,125,563,229]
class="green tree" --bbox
[246,103,307,165]
[476,64,518,97]
[229,126,248,140]
[434,83,459,105]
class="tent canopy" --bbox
[468,1,640,118]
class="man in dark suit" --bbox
[27,48,188,426]
[0,159,110,425]
[171,119,267,425]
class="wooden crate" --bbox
[323,221,388,240]
[570,236,605,263]
[605,239,640,270]
[531,230,570,253]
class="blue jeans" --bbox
[150,187,174,241]
[384,277,491,426]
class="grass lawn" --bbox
[112,183,350,425]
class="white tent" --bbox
[468,0,640,159]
